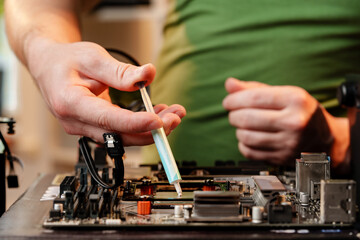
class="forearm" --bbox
[4,0,81,65]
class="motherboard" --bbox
[42,151,356,229]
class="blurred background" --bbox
[0,0,168,209]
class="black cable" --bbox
[0,128,19,188]
[79,135,124,189]
[79,138,102,185]
[0,131,11,156]
[79,137,112,189]
[106,48,140,67]
[77,49,143,188]
[0,131,14,172]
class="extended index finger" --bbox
[225,78,269,93]
[223,87,288,110]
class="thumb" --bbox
[78,43,156,91]
[114,62,156,91]
[225,77,268,93]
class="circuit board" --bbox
[43,153,356,229]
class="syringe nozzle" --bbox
[173,182,182,197]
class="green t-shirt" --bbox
[142,0,360,166]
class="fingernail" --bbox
[175,110,186,118]
[170,121,178,130]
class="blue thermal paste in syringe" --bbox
[138,84,182,196]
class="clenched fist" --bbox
[223,78,348,167]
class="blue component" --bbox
[138,85,182,188]
[152,128,181,184]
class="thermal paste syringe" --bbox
[138,84,182,196]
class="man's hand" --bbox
[27,40,186,145]
[5,0,186,146]
[223,78,349,167]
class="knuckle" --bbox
[267,114,277,127]
[51,89,79,120]
[96,111,111,130]
[284,114,307,131]
[247,91,261,104]
[116,63,132,82]
[52,97,71,119]
[52,102,67,119]
[290,87,309,107]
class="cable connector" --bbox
[79,135,125,189]
[103,133,124,158]
[7,175,19,188]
